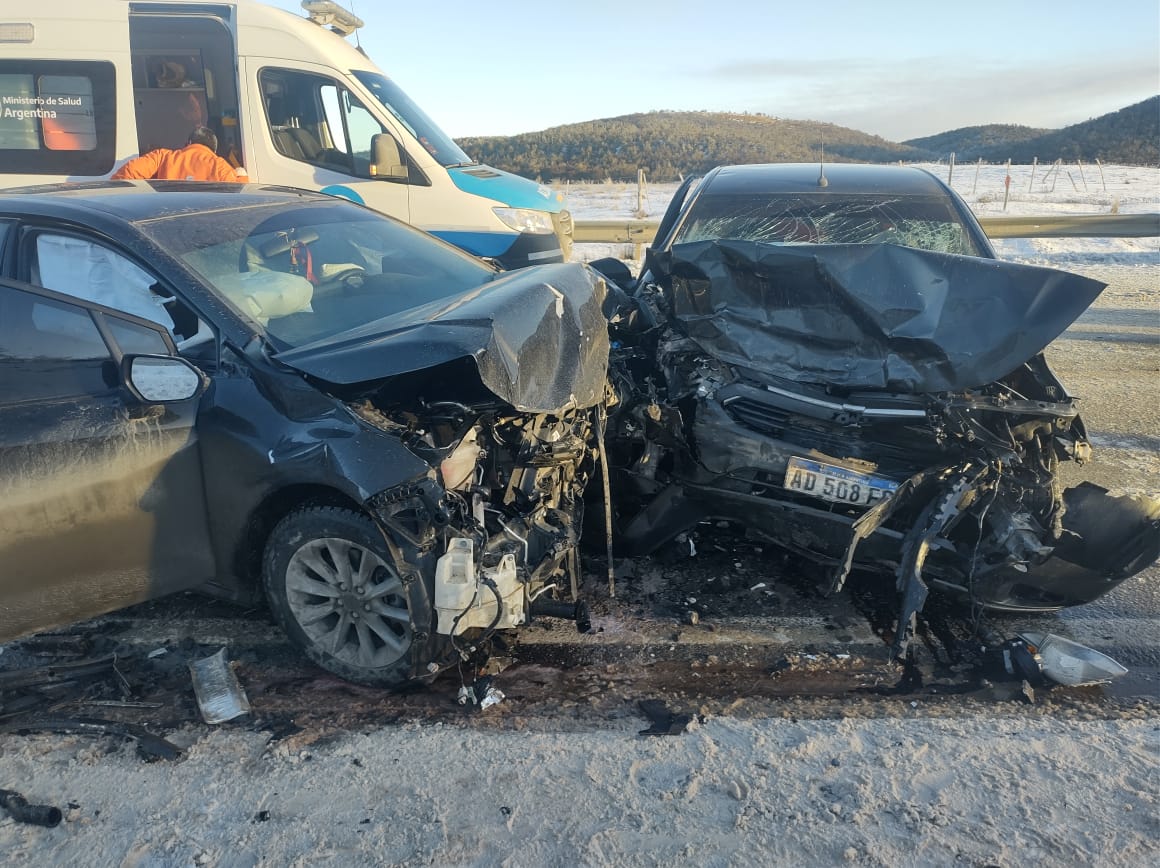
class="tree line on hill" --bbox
[457,97,1159,183]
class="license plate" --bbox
[783,457,898,507]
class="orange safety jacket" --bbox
[111,143,248,182]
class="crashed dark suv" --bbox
[0,183,607,685]
[590,163,1159,655]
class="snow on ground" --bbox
[1,714,1156,867]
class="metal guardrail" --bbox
[572,213,1160,245]
[975,213,1160,238]
[573,219,659,244]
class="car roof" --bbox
[0,181,342,223]
[695,163,955,198]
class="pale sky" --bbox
[270,0,1160,141]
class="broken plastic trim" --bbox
[0,716,181,761]
[891,464,985,659]
[0,789,62,828]
[188,648,251,724]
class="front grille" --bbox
[725,396,791,436]
[724,396,944,475]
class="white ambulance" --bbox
[0,0,572,267]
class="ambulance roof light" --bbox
[301,1,364,37]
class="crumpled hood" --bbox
[651,240,1106,392]
[272,262,609,413]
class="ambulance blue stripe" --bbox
[430,230,517,257]
[447,165,564,212]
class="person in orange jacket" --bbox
[112,126,249,183]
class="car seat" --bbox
[266,96,323,163]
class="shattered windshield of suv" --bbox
[670,193,983,256]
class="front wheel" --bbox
[263,506,414,686]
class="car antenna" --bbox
[817,146,828,187]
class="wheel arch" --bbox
[231,483,369,597]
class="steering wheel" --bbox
[313,265,367,294]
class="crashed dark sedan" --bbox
[590,163,1160,655]
[0,182,607,685]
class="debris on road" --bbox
[637,699,692,736]
[189,648,251,725]
[479,687,505,710]
[1018,632,1128,687]
[0,716,180,761]
[0,788,62,828]
[1021,680,1037,705]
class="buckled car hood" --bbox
[272,263,609,412]
[651,240,1106,392]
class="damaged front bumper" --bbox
[597,240,1160,659]
[356,385,603,682]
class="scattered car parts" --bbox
[188,648,251,724]
[0,788,62,828]
[0,716,181,761]
[1016,632,1128,687]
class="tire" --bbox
[263,506,414,686]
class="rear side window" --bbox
[0,60,116,175]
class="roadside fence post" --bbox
[634,168,648,218]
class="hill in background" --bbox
[904,124,1051,159]
[459,111,928,183]
[905,97,1159,165]
[458,98,1159,182]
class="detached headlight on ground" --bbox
[1019,632,1129,686]
[493,207,555,234]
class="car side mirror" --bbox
[123,355,208,403]
[586,257,635,292]
[369,133,408,180]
